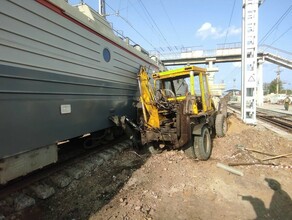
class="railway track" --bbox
[257,114,292,133]
[228,103,292,133]
[0,136,149,219]
[0,136,132,200]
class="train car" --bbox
[0,0,165,184]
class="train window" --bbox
[103,48,111,62]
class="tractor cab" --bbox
[152,66,214,115]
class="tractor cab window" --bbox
[157,79,189,99]
[174,79,188,96]
[193,75,201,96]
[154,80,175,100]
[202,74,211,109]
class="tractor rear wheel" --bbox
[215,113,227,137]
[194,126,212,160]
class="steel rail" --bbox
[228,104,292,133]
[0,136,128,199]
[257,115,292,133]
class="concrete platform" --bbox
[258,103,292,115]
[228,103,292,141]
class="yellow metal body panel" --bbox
[138,67,160,128]
[152,66,207,80]
[167,96,186,101]
[199,73,207,112]
[192,102,199,114]
[190,71,195,96]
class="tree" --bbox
[263,82,270,95]
[267,78,283,94]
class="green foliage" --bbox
[282,89,292,95]
[267,78,283,94]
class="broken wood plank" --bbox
[228,162,277,167]
[245,148,276,157]
[261,152,292,161]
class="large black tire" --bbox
[215,113,227,137]
[194,126,212,160]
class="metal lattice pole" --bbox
[99,0,106,17]
[241,0,261,124]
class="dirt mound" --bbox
[226,114,250,134]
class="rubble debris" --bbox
[90,155,104,166]
[64,166,85,180]
[128,151,143,158]
[78,160,96,174]
[50,172,72,188]
[104,148,119,157]
[98,152,113,161]
[14,194,35,211]
[30,183,55,199]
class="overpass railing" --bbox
[149,43,292,63]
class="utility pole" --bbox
[241,0,262,124]
[276,66,282,94]
[99,0,106,17]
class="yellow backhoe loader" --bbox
[112,65,228,160]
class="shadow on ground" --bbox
[19,145,152,220]
[242,178,292,220]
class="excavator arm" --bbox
[138,66,160,129]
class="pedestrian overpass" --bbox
[157,44,292,70]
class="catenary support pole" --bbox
[257,59,264,106]
[241,0,262,124]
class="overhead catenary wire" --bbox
[118,15,157,49]
[105,2,157,50]
[223,0,237,48]
[268,26,292,48]
[116,0,162,48]
[259,5,292,45]
[159,0,183,50]
[222,65,241,83]
[126,0,157,34]
[137,0,173,51]
[105,0,174,51]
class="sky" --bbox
[70,0,292,91]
